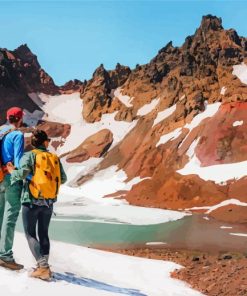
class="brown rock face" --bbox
[60,79,85,94]
[2,44,59,94]
[196,102,247,166]
[0,44,59,124]
[209,204,247,223]
[38,121,71,139]
[21,121,71,152]
[66,129,113,163]
[80,63,131,122]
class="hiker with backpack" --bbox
[7,129,67,280]
[0,107,25,270]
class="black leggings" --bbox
[22,204,53,263]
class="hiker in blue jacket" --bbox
[0,107,25,270]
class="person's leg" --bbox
[0,176,22,261]
[0,182,6,240]
[22,204,42,263]
[37,205,53,267]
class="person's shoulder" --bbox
[11,129,23,136]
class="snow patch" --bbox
[179,95,185,101]
[114,88,133,108]
[179,102,221,149]
[178,157,247,184]
[233,62,247,84]
[229,233,247,237]
[146,242,167,246]
[137,98,160,116]
[186,138,200,159]
[152,104,176,127]
[23,109,44,126]
[220,226,233,229]
[233,120,243,127]
[220,86,227,95]
[40,93,83,124]
[156,127,182,147]
[184,102,221,132]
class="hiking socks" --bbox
[37,255,49,268]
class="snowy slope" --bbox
[38,93,138,155]
[55,164,189,225]
[0,233,202,296]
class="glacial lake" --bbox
[16,213,247,252]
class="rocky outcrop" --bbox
[60,79,85,94]
[22,121,71,152]
[0,44,60,124]
[80,63,131,122]
[66,129,113,163]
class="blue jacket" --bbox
[1,126,24,168]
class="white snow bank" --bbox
[178,156,247,184]
[0,233,202,296]
[55,165,189,225]
[156,127,182,147]
[186,199,247,214]
[146,242,167,246]
[186,138,200,159]
[62,165,147,201]
[137,98,160,116]
[62,157,103,184]
[220,226,233,229]
[114,88,134,108]
[233,120,243,127]
[229,233,247,237]
[40,93,83,124]
[184,102,221,132]
[178,102,221,149]
[54,203,189,225]
[233,62,247,84]
[152,104,176,127]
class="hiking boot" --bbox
[0,259,24,270]
[30,266,52,281]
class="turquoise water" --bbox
[16,214,184,247]
[16,214,247,252]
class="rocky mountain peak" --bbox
[13,44,39,66]
[158,41,174,54]
[93,63,109,79]
[199,15,223,32]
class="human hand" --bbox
[6,162,15,174]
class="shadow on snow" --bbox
[53,272,147,296]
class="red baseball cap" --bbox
[6,107,24,120]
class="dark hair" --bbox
[8,115,21,124]
[31,129,50,148]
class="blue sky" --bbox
[0,1,246,85]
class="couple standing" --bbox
[0,107,67,280]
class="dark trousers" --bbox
[22,204,53,267]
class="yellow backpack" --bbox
[29,149,61,199]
